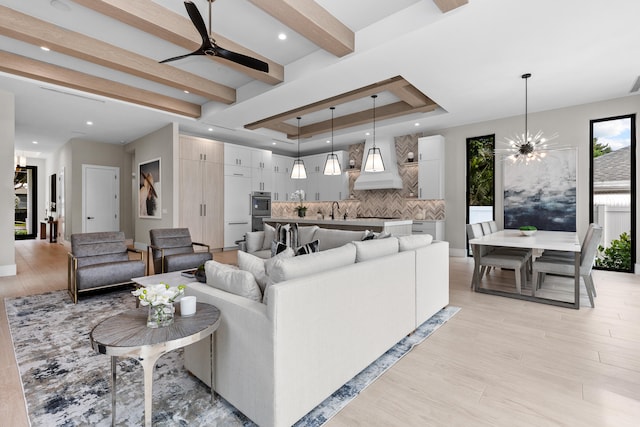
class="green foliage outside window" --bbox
[596,231,631,271]
[592,137,612,158]
[468,136,494,206]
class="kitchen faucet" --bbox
[331,201,340,220]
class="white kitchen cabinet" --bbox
[300,151,349,201]
[412,220,445,240]
[224,143,252,168]
[251,149,272,192]
[418,135,445,200]
[179,135,224,249]
[272,154,294,201]
[224,174,251,248]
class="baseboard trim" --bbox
[0,264,17,277]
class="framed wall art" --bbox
[138,158,161,219]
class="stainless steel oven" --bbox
[251,191,271,231]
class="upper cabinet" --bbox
[302,151,349,201]
[251,149,273,192]
[272,154,294,201]
[224,143,252,168]
[418,135,445,200]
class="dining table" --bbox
[469,229,582,309]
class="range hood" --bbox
[354,137,403,190]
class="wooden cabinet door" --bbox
[180,158,205,243]
[203,161,224,248]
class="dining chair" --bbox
[478,221,533,276]
[532,224,603,308]
[488,220,499,233]
[466,223,529,293]
[480,222,492,235]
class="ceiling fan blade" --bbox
[159,49,206,64]
[214,45,269,73]
[184,1,211,47]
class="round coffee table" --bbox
[90,302,221,427]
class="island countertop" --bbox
[263,217,413,235]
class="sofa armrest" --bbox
[414,240,449,327]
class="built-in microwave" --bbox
[251,191,271,217]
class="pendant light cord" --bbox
[330,107,335,154]
[297,116,301,159]
[372,94,377,148]
[522,73,531,143]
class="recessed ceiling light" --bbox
[32,141,38,144]
[50,0,71,11]
[40,46,50,52]
[278,33,287,40]
[272,142,277,145]
[365,132,370,136]
[208,127,214,132]
[414,122,420,127]
[326,139,331,144]
[86,121,93,126]
[184,90,190,94]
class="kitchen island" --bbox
[263,217,413,236]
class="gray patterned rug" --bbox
[4,289,459,426]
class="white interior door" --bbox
[83,165,120,232]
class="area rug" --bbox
[5,289,460,426]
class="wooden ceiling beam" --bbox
[0,5,235,104]
[248,0,354,57]
[72,0,284,85]
[0,51,201,118]
[245,76,408,131]
[389,84,434,108]
[432,0,468,13]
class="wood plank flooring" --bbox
[1,239,640,426]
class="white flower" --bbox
[132,283,185,306]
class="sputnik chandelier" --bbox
[501,73,558,164]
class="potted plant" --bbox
[519,225,537,236]
[292,190,307,217]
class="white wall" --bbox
[439,94,640,264]
[125,123,177,248]
[0,89,16,276]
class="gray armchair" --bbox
[68,231,146,304]
[148,228,212,275]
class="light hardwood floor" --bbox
[2,239,640,426]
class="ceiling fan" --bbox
[159,0,269,73]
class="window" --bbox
[467,135,495,254]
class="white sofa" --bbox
[184,233,449,427]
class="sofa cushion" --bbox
[262,224,276,250]
[398,234,433,251]
[314,228,366,251]
[295,239,319,256]
[268,243,356,284]
[352,237,399,262]
[246,231,265,253]
[238,248,295,293]
[297,225,319,246]
[264,247,295,277]
[204,260,262,302]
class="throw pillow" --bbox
[245,230,265,253]
[204,260,262,302]
[271,240,288,257]
[398,234,433,251]
[352,237,399,262]
[237,250,268,292]
[262,224,276,250]
[295,239,319,256]
[362,230,375,241]
[290,223,299,249]
[264,246,295,277]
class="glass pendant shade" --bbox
[323,153,341,175]
[291,159,307,179]
[364,147,385,172]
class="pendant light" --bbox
[364,94,385,172]
[290,117,307,179]
[502,73,558,163]
[323,107,341,175]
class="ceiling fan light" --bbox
[364,147,385,172]
[323,154,341,175]
[291,159,307,179]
